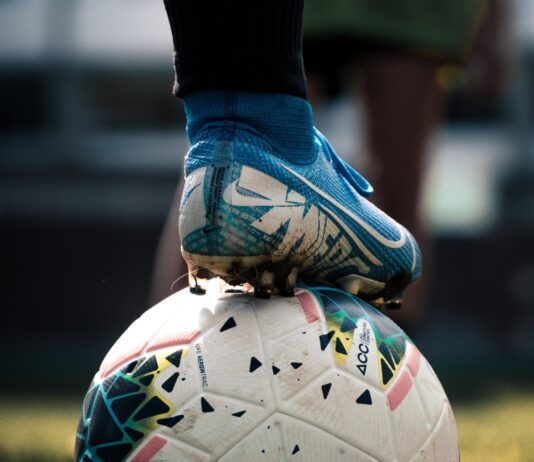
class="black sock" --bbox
[163,0,307,99]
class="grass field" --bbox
[1,384,533,462]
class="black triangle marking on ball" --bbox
[133,355,158,378]
[249,356,262,373]
[107,376,140,400]
[380,358,394,385]
[292,444,300,455]
[379,344,396,370]
[125,426,144,442]
[340,316,356,332]
[133,396,170,421]
[321,383,332,399]
[110,392,146,425]
[201,397,215,413]
[335,338,348,355]
[319,330,335,350]
[232,410,246,417]
[291,362,303,369]
[89,392,124,445]
[161,372,180,393]
[391,347,401,364]
[272,365,280,375]
[157,414,184,428]
[220,316,237,332]
[356,389,372,405]
[166,349,183,368]
[83,386,98,420]
[138,374,153,387]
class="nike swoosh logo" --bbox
[223,166,305,207]
[280,164,406,249]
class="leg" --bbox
[360,51,443,329]
[163,0,307,99]
[158,1,423,305]
[149,178,188,305]
[151,0,307,301]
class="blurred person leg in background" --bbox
[150,180,187,304]
[302,0,504,333]
[358,51,442,332]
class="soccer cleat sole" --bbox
[184,252,299,299]
[183,250,408,308]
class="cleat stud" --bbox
[281,266,300,297]
[190,285,207,295]
[188,268,207,295]
[254,287,271,299]
[384,289,404,310]
[385,301,402,310]
[281,287,295,297]
[277,266,299,297]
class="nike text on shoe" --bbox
[179,91,422,308]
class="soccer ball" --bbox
[75,286,459,461]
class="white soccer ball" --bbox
[76,286,459,461]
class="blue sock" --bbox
[184,91,317,165]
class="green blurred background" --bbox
[1,0,533,460]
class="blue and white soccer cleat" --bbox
[179,91,421,308]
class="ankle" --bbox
[184,91,317,164]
